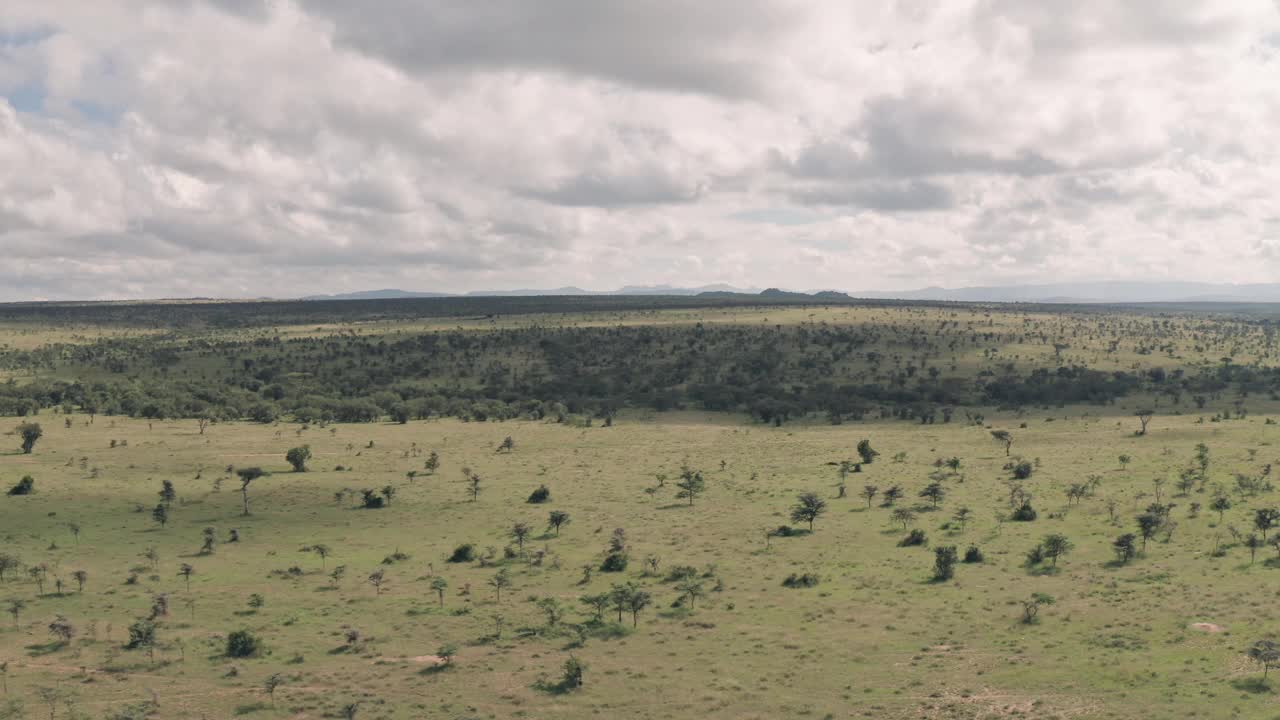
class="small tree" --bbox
[882,485,904,506]
[287,445,312,472]
[17,422,42,454]
[1136,513,1161,551]
[308,543,332,569]
[1255,508,1280,541]
[226,629,261,658]
[1040,534,1073,567]
[489,568,512,602]
[159,480,176,507]
[891,507,917,530]
[178,563,194,590]
[952,506,972,531]
[497,436,515,453]
[151,504,169,529]
[1210,495,1231,523]
[1246,533,1263,564]
[580,593,610,622]
[626,588,652,627]
[510,522,532,555]
[1135,409,1154,435]
[7,599,24,629]
[559,655,586,690]
[424,451,440,474]
[920,482,946,508]
[990,430,1013,456]
[860,485,879,508]
[1118,454,1131,470]
[1113,534,1137,564]
[71,569,87,592]
[264,673,283,706]
[675,466,706,506]
[933,545,958,581]
[548,510,571,536]
[368,569,386,595]
[437,643,458,666]
[1021,592,1054,624]
[431,577,448,607]
[236,467,265,516]
[0,553,21,581]
[790,492,827,531]
[1249,639,1280,680]
[468,473,481,502]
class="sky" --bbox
[2,1,1280,301]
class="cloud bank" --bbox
[2,0,1279,299]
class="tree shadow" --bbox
[1231,677,1271,694]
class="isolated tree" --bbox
[468,473,481,502]
[1135,409,1154,435]
[1113,534,1137,564]
[431,576,448,607]
[790,492,828,531]
[489,568,512,602]
[953,506,972,531]
[677,579,705,609]
[71,570,87,593]
[510,522,532,555]
[126,618,158,661]
[548,510,571,535]
[497,436,515,453]
[0,553,20,581]
[287,445,312,472]
[424,451,440,474]
[1040,534,1074,567]
[891,507,917,530]
[856,439,879,464]
[368,569,386,595]
[381,485,396,505]
[675,466,706,506]
[264,673,283,706]
[920,482,946,508]
[933,545,958,581]
[7,599,25,628]
[236,467,265,515]
[536,597,566,627]
[1211,495,1232,523]
[1118,454,1131,470]
[1021,592,1054,624]
[1256,508,1280,541]
[990,430,1013,456]
[178,563,194,590]
[860,485,879,508]
[560,655,586,690]
[1249,640,1280,680]
[308,543,332,569]
[17,422,42,454]
[1136,513,1161,551]
[151,504,169,529]
[1246,533,1264,564]
[159,480,176,507]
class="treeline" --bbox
[1,319,1274,424]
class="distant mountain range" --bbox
[300,281,1280,304]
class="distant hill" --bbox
[300,281,1280,305]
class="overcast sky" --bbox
[2,1,1279,300]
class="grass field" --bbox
[4,401,1280,719]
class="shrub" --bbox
[962,546,985,563]
[782,572,820,588]
[898,529,927,547]
[600,552,628,573]
[447,544,476,563]
[527,484,551,504]
[665,565,699,582]
[7,475,34,496]
[1011,501,1038,521]
[1010,460,1034,479]
[359,490,385,509]
[226,630,262,658]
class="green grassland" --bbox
[2,301,1280,719]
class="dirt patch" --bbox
[1190,622,1225,633]
[411,655,445,664]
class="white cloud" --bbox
[0,0,1278,299]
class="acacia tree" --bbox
[1255,508,1280,541]
[510,523,532,555]
[1136,513,1161,551]
[1113,534,1136,564]
[236,467,265,515]
[547,510,571,536]
[0,553,20,581]
[856,439,879,464]
[1249,640,1280,680]
[368,569,387,595]
[287,445,312,472]
[307,544,332,569]
[1021,592,1054,624]
[790,492,827,531]
[860,485,879,508]
[178,563,194,590]
[1211,495,1232,523]
[626,587,652,627]
[920,482,946,508]
[1040,534,1074,567]
[72,570,87,592]
[151,504,169,528]
[159,480,176,507]
[891,508,917,530]
[991,430,1013,456]
[431,577,448,607]
[1135,409,1154,435]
